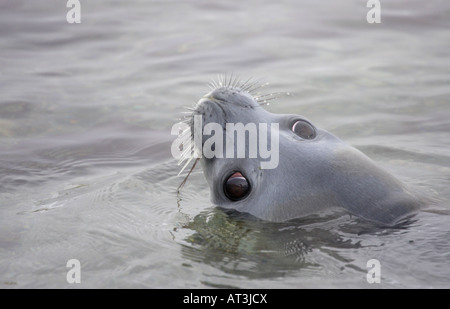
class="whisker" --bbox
[178,147,194,163]
[206,75,271,94]
[177,131,192,140]
[248,82,269,94]
[224,73,229,88]
[255,92,285,99]
[256,96,281,104]
[238,76,255,91]
[227,72,233,88]
[210,79,218,89]
[242,80,261,92]
[177,158,200,192]
[232,73,241,88]
[178,156,193,175]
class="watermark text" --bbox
[66,0,81,24]
[171,115,279,169]
[66,259,81,284]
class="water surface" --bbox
[0,0,449,288]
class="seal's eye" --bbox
[224,172,250,201]
[291,120,316,139]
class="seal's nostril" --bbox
[224,171,250,201]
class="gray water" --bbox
[1,0,449,288]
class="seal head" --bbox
[186,84,421,225]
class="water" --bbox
[0,0,449,288]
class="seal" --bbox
[179,78,422,225]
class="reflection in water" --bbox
[178,207,417,280]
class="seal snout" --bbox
[192,86,263,134]
[197,87,260,110]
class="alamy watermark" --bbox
[66,259,81,284]
[171,115,279,169]
[366,259,381,283]
[367,0,381,24]
[65,1,380,25]
[66,0,81,24]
